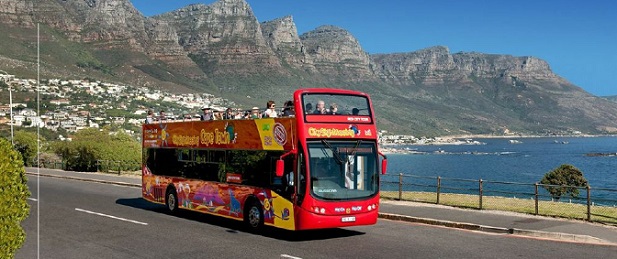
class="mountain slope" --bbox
[1,0,616,136]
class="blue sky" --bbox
[130,0,616,96]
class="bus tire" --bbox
[165,187,179,213]
[244,199,264,232]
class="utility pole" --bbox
[9,83,14,145]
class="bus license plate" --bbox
[341,216,356,222]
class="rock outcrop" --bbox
[261,16,315,72]
[300,25,373,79]
[154,0,281,75]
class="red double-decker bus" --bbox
[141,88,387,231]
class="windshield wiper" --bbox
[321,139,346,165]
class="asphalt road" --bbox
[16,175,617,259]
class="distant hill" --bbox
[603,96,617,103]
[1,0,617,136]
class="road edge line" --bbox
[25,172,140,187]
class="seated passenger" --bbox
[223,107,235,120]
[213,108,223,120]
[263,100,278,118]
[250,107,261,119]
[145,109,155,124]
[313,100,327,114]
[305,103,313,114]
[282,100,294,117]
[200,106,213,121]
[234,108,244,119]
[329,103,338,115]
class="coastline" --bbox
[379,134,617,155]
[440,134,617,139]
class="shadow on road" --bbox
[116,197,365,241]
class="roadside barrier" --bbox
[381,173,617,225]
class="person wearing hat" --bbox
[200,106,213,121]
[234,108,244,119]
[250,107,261,119]
[213,107,223,120]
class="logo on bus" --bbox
[273,123,287,146]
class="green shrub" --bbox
[51,128,141,172]
[0,137,31,258]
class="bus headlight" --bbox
[311,207,326,214]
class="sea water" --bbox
[384,136,617,201]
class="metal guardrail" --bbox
[381,173,617,225]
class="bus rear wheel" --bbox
[244,200,264,232]
[166,188,178,213]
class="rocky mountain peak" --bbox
[300,25,372,78]
[154,0,280,74]
[261,15,315,71]
[0,0,35,27]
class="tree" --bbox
[0,137,30,258]
[13,130,43,167]
[540,164,588,200]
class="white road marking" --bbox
[27,197,38,201]
[75,208,148,225]
[280,254,303,259]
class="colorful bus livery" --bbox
[142,88,387,231]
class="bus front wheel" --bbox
[244,200,264,231]
[166,188,179,213]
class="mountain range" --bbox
[1,0,616,136]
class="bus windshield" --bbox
[308,140,378,200]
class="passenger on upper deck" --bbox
[305,103,313,114]
[145,109,155,124]
[200,107,213,121]
[313,100,327,114]
[234,108,245,119]
[263,100,278,118]
[213,108,223,120]
[223,108,235,120]
[250,107,262,119]
[329,103,338,115]
[282,100,294,117]
[159,110,166,121]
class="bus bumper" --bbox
[295,208,378,230]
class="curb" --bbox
[378,212,614,245]
[25,172,140,187]
[379,212,510,234]
[509,228,611,244]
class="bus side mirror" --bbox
[275,159,285,177]
[381,159,387,175]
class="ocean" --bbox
[384,136,617,201]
